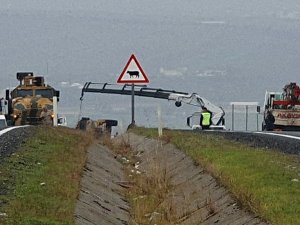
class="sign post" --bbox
[117,54,150,127]
[131,84,135,125]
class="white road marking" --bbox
[0,126,29,136]
[254,132,300,140]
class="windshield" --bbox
[35,89,54,98]
[15,90,33,97]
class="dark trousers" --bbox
[201,125,210,130]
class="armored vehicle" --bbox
[9,72,60,125]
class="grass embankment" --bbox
[0,127,93,225]
[131,127,300,225]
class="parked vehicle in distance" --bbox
[76,117,118,138]
[7,72,60,126]
[0,115,7,129]
[263,82,300,131]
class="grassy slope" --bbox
[132,128,300,225]
[0,127,92,225]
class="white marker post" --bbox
[53,96,58,127]
[157,104,163,137]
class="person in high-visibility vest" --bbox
[200,107,212,130]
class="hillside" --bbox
[0,127,299,225]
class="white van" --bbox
[0,115,7,129]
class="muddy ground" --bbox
[75,133,271,225]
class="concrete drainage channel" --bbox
[75,133,270,225]
[75,144,130,225]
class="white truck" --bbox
[262,83,300,131]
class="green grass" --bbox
[0,127,92,225]
[131,127,300,225]
[108,135,175,225]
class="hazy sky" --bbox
[1,0,300,17]
[1,1,300,129]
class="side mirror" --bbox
[5,89,10,100]
[187,116,191,127]
[55,91,60,102]
[257,106,261,113]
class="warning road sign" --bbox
[117,54,150,84]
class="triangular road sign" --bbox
[117,54,150,84]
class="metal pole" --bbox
[232,104,234,131]
[257,112,259,131]
[131,84,135,126]
[246,105,248,131]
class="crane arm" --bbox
[80,82,225,126]
[168,93,225,125]
[80,82,188,100]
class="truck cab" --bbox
[263,89,300,131]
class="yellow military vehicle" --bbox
[9,72,60,126]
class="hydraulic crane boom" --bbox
[80,82,225,126]
[80,82,188,100]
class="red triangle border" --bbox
[117,54,150,84]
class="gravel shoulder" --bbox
[76,133,271,225]
[0,126,35,159]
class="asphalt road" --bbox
[0,126,34,159]
[199,130,300,155]
[280,131,300,138]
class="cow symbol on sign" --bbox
[127,71,139,78]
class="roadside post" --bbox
[117,54,150,127]
[157,104,163,137]
[53,96,58,126]
[131,84,135,125]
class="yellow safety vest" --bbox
[201,112,211,126]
